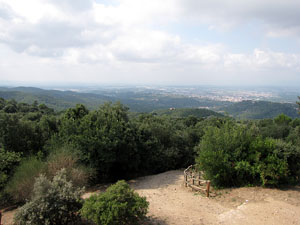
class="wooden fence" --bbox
[184,165,211,197]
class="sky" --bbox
[0,0,300,86]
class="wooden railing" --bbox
[184,165,211,197]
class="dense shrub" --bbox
[196,122,289,187]
[1,98,299,192]
[274,139,300,183]
[81,180,149,225]
[14,169,84,225]
[134,114,195,174]
[0,148,21,206]
[57,103,140,181]
[250,138,289,186]
[6,157,45,203]
[6,146,92,203]
[0,148,21,190]
[46,147,92,188]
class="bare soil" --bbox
[131,170,300,225]
[2,170,300,225]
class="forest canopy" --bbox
[0,97,300,206]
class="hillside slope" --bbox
[0,87,113,111]
[0,86,227,112]
[221,100,299,119]
[152,108,223,118]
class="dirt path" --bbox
[130,170,300,225]
[2,170,300,225]
[1,208,15,225]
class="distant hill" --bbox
[0,87,114,111]
[1,87,297,119]
[221,100,299,119]
[152,108,223,118]
[0,86,228,112]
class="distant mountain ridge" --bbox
[0,87,298,119]
[0,86,227,112]
[152,108,223,118]
[0,86,113,111]
[221,100,299,119]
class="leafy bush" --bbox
[57,102,140,181]
[134,114,195,174]
[0,148,21,190]
[46,147,92,188]
[273,139,300,183]
[0,148,21,206]
[6,146,92,203]
[81,180,149,225]
[6,157,45,203]
[250,138,289,186]
[195,122,254,187]
[196,122,289,187]
[14,169,84,225]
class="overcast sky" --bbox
[1,0,300,86]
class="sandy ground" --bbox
[131,170,300,225]
[2,170,300,225]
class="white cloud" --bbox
[179,44,224,65]
[1,0,62,23]
[0,0,300,85]
[178,0,300,37]
[96,0,179,26]
[109,29,181,63]
[44,0,93,12]
[224,49,300,72]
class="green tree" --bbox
[134,114,194,174]
[274,114,292,125]
[195,121,255,187]
[257,116,292,140]
[0,98,5,110]
[14,169,83,225]
[3,99,17,113]
[57,102,139,181]
[81,180,148,225]
[6,157,45,203]
[195,121,289,187]
[0,148,21,190]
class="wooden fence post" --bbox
[198,172,201,186]
[206,181,211,197]
[184,173,187,187]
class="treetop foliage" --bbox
[195,120,298,187]
[81,180,148,225]
[14,169,84,225]
[0,98,300,208]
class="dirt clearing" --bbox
[131,170,300,225]
[2,170,300,225]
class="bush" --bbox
[46,147,92,188]
[195,122,255,187]
[250,138,289,186]
[0,148,21,190]
[6,157,45,203]
[81,180,149,225]
[14,169,84,225]
[196,122,289,187]
[6,147,92,203]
